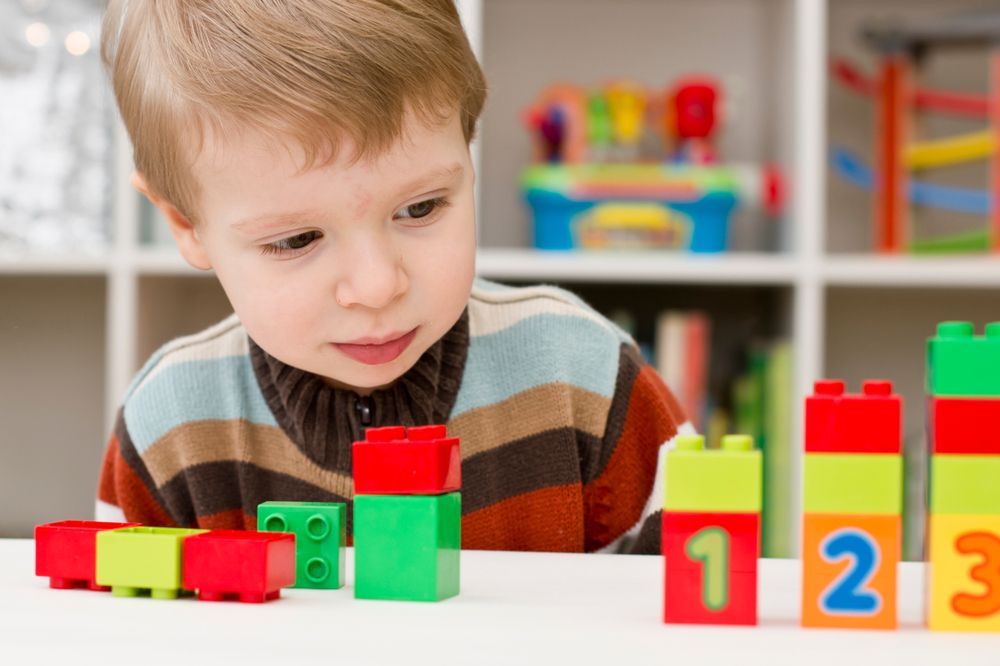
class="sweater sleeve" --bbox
[581,343,690,554]
[96,409,178,526]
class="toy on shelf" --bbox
[258,501,347,590]
[662,433,761,625]
[521,79,783,252]
[800,380,902,630]
[183,530,296,603]
[829,10,1000,254]
[926,321,1000,632]
[352,425,461,602]
[35,520,140,591]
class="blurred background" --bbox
[2,0,999,561]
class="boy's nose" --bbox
[333,237,408,310]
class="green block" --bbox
[95,527,207,599]
[927,321,1000,396]
[354,493,460,602]
[663,434,762,512]
[803,453,902,514]
[257,501,346,589]
[931,455,1000,514]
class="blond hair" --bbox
[102,0,487,222]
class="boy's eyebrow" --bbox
[396,162,464,195]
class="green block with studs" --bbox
[257,501,346,589]
[803,453,902,515]
[95,526,207,599]
[927,321,1000,396]
[663,434,762,513]
[354,493,461,602]
[931,454,1000,514]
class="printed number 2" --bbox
[952,532,1000,618]
[819,528,882,615]
[686,527,730,611]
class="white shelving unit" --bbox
[3,0,997,542]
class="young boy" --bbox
[96,0,690,554]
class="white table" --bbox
[3,539,999,664]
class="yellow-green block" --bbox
[931,455,1000,514]
[803,453,902,515]
[664,434,762,512]
[96,527,207,599]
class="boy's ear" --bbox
[131,171,212,271]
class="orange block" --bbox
[928,513,1000,632]
[801,513,900,629]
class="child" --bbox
[96,0,690,554]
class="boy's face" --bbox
[158,110,476,394]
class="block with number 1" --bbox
[662,433,761,625]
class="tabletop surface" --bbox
[4,539,1000,665]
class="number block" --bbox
[803,454,902,515]
[95,527,208,599]
[805,380,901,453]
[35,520,140,591]
[662,511,759,625]
[353,424,461,495]
[353,493,461,602]
[182,530,296,603]
[801,513,900,629]
[927,321,1000,397]
[257,501,346,589]
[928,513,1000,632]
[664,434,762,513]
[929,397,1000,454]
[930,455,1000,515]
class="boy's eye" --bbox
[396,197,449,221]
[260,230,322,256]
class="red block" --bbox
[930,397,1000,454]
[182,530,296,603]
[805,380,901,453]
[353,424,461,495]
[35,520,140,591]
[662,512,759,625]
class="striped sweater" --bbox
[97,279,688,553]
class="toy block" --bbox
[803,453,902,515]
[801,513,899,629]
[662,512,759,625]
[35,520,140,591]
[805,380,901,453]
[927,321,1000,396]
[663,434,762,513]
[257,501,345,590]
[182,530,295,603]
[928,513,1000,632]
[353,493,461,602]
[929,397,1000,454]
[95,527,207,599]
[352,424,461,495]
[930,455,1000,515]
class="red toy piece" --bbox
[930,397,1000,454]
[668,79,719,164]
[805,380,902,453]
[662,512,759,625]
[182,530,296,603]
[35,520,140,591]
[353,424,461,495]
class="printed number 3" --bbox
[952,532,1000,618]
[686,527,730,611]
[819,528,882,615]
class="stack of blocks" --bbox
[800,379,902,629]
[662,433,762,625]
[352,424,461,602]
[927,321,1000,632]
[258,501,347,590]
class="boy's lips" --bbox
[333,327,418,365]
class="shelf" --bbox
[823,255,1000,288]
[477,249,799,286]
[133,248,207,275]
[0,253,111,275]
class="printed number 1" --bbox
[952,532,1000,618]
[686,527,730,611]
[819,528,882,615]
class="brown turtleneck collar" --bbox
[249,308,470,472]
